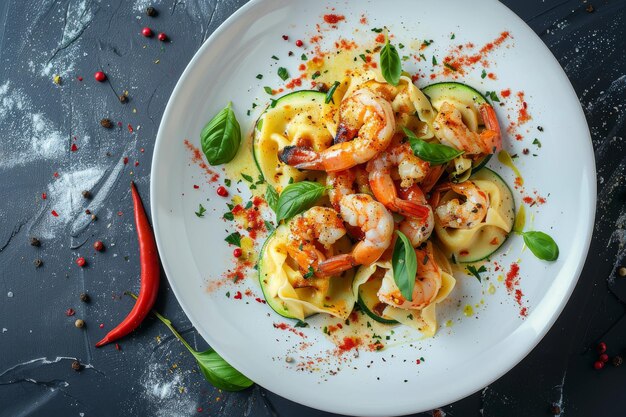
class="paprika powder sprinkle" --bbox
[95,182,160,348]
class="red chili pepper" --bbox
[95,182,160,347]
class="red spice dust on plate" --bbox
[505,262,527,317]
[183,139,220,182]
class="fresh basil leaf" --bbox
[225,232,242,247]
[276,181,327,222]
[325,81,340,104]
[392,231,417,301]
[380,32,401,86]
[241,173,253,183]
[467,265,487,282]
[265,185,279,212]
[200,103,241,166]
[404,127,463,164]
[522,231,559,261]
[192,349,253,391]
[277,67,289,81]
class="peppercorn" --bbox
[93,240,104,251]
[619,267,626,277]
[295,39,303,47]
[594,360,604,370]
[537,126,544,132]
[586,4,595,12]
[33,258,43,268]
[76,257,86,267]
[522,148,529,155]
[80,293,90,303]
[85,209,91,214]
[91,214,97,221]
[141,27,153,37]
[597,342,607,354]
[233,248,243,258]
[612,355,623,367]
[82,190,92,199]
[119,94,128,103]
[75,319,85,328]
[600,353,609,363]
[157,32,168,42]
[100,118,113,129]
[30,237,41,247]
[94,71,107,82]
[549,404,561,415]
[71,360,82,371]
[432,409,444,417]
[146,6,158,17]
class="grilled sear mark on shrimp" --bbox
[433,102,501,156]
[433,181,489,229]
[316,194,394,277]
[278,88,395,171]
[397,185,434,247]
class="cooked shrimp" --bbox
[327,165,370,212]
[433,102,501,155]
[367,142,432,219]
[434,181,489,229]
[397,185,434,247]
[378,241,442,310]
[287,207,346,281]
[316,194,394,277]
[278,88,395,172]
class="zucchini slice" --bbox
[252,91,332,192]
[434,168,515,263]
[357,274,398,325]
[422,82,492,176]
[258,224,357,321]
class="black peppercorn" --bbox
[30,237,41,247]
[100,118,113,129]
[549,404,561,415]
[586,4,594,12]
[33,258,43,268]
[80,293,90,303]
[146,6,158,17]
[119,94,128,103]
[71,360,82,371]
[612,355,623,367]
[82,190,91,199]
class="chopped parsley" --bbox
[303,266,315,279]
[444,62,457,71]
[467,265,487,282]
[241,173,253,182]
[223,212,234,221]
[398,43,405,49]
[432,55,438,66]
[263,86,273,95]
[264,220,275,232]
[245,201,253,209]
[256,74,263,79]
[225,232,242,247]
[226,291,231,298]
[371,27,383,33]
[485,91,500,102]
[451,33,456,39]
[325,81,340,104]
[277,67,289,81]
[294,320,309,328]
[407,314,414,320]
[271,55,279,60]
[422,39,433,47]
[481,69,487,79]
[359,53,367,62]
[533,138,542,148]
[224,178,231,187]
[311,71,321,80]
[195,204,206,218]
[419,53,426,61]
[301,53,308,61]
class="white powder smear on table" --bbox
[0,81,65,170]
[138,361,197,417]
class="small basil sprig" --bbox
[513,205,559,261]
[200,102,241,165]
[380,29,401,86]
[404,127,463,165]
[520,231,559,261]
[392,231,417,301]
[128,293,253,391]
[275,181,327,222]
[265,185,279,213]
[325,81,340,104]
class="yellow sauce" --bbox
[463,305,474,317]
[497,150,524,185]
[445,320,454,328]
[488,283,496,295]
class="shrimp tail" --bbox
[334,124,357,144]
[392,198,431,220]
[478,104,502,153]
[278,146,325,170]
[316,254,357,277]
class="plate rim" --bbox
[150,0,597,415]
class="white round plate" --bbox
[151,0,595,415]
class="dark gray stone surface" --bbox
[0,0,624,416]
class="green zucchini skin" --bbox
[357,277,398,325]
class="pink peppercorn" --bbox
[141,27,153,37]
[94,71,106,82]
[76,257,86,267]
